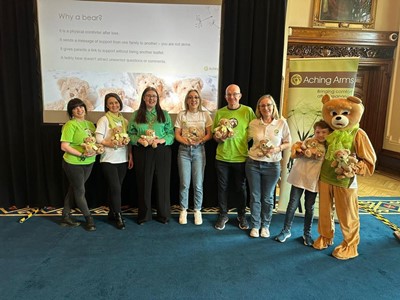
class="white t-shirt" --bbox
[174,110,213,140]
[287,157,324,193]
[95,115,129,164]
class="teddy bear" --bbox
[186,126,202,144]
[256,139,274,158]
[213,118,234,140]
[139,129,158,148]
[302,137,325,160]
[290,137,325,160]
[45,77,97,111]
[81,136,105,156]
[313,94,376,260]
[110,126,130,147]
[331,149,358,180]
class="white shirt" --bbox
[95,115,129,164]
[248,118,291,162]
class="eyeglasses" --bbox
[187,96,200,100]
[145,94,157,99]
[225,92,241,98]
[259,104,273,108]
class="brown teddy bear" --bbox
[213,118,234,140]
[256,139,274,158]
[302,137,325,160]
[110,126,130,147]
[45,77,97,111]
[186,127,202,144]
[139,129,158,148]
[331,149,358,180]
[291,137,325,160]
[313,94,376,260]
[81,136,105,156]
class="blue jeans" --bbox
[283,185,316,235]
[245,158,280,229]
[215,160,247,216]
[177,144,206,210]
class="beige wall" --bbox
[285,0,400,153]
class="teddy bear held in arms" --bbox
[291,137,325,160]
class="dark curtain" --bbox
[220,0,287,108]
[0,0,286,208]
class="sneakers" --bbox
[194,210,202,225]
[179,210,187,225]
[250,228,259,238]
[215,215,229,230]
[275,230,291,242]
[237,215,249,230]
[303,234,314,246]
[260,227,270,238]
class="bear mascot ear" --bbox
[347,96,362,104]
[321,94,331,104]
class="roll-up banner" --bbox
[279,57,359,218]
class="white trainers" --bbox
[179,210,187,225]
[194,210,202,225]
[260,227,270,238]
[250,228,259,238]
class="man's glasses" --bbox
[225,92,241,98]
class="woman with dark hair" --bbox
[95,93,133,230]
[128,87,174,224]
[174,89,212,225]
[60,98,97,231]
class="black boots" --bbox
[115,213,125,230]
[60,214,81,227]
[84,216,96,231]
[110,212,125,230]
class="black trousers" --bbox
[62,160,93,217]
[101,162,128,213]
[133,145,171,222]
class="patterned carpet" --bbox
[1,197,399,218]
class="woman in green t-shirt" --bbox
[60,98,97,231]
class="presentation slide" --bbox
[37,0,222,123]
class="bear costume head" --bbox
[321,94,363,131]
[321,94,364,162]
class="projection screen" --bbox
[36,0,222,123]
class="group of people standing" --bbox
[59,83,325,246]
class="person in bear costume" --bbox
[313,94,376,260]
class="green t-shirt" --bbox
[213,105,256,163]
[60,119,96,165]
